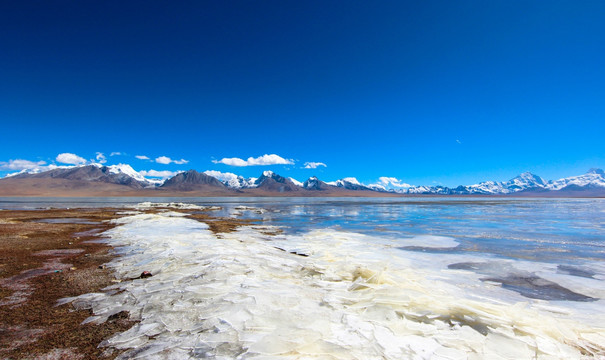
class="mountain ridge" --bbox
[1,165,604,197]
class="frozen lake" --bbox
[4,197,605,358]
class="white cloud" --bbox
[136,155,150,160]
[456,139,462,144]
[95,152,107,164]
[56,153,87,165]
[140,170,181,178]
[155,156,189,165]
[203,170,240,182]
[212,157,247,166]
[213,154,294,167]
[0,159,47,171]
[110,152,122,156]
[155,156,171,164]
[3,163,75,178]
[378,176,412,188]
[342,177,361,185]
[303,162,327,169]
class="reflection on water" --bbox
[448,262,597,301]
[4,197,602,264]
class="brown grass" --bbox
[0,209,133,359]
[185,213,259,234]
[0,206,265,359]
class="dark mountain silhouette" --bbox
[303,176,333,191]
[10,164,148,188]
[253,171,301,192]
[160,170,227,191]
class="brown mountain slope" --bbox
[0,177,399,197]
[160,170,229,191]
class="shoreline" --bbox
[2,202,604,358]
[1,194,604,200]
[0,206,255,359]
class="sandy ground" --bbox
[0,207,258,359]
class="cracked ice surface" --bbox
[63,211,605,359]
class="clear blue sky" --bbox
[1,1,604,186]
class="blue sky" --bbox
[1,1,604,186]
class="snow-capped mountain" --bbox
[203,170,256,189]
[2,162,603,196]
[9,164,152,188]
[367,177,414,192]
[228,176,257,189]
[6,163,165,187]
[253,171,301,192]
[458,181,507,194]
[4,165,74,178]
[427,172,548,195]
[105,164,149,184]
[303,176,332,191]
[289,177,304,187]
[505,172,547,192]
[327,177,372,191]
[383,169,604,195]
[546,168,605,191]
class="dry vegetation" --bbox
[0,209,136,359]
[0,207,258,359]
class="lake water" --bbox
[3,197,605,359]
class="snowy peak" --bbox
[342,177,360,185]
[2,162,604,196]
[515,171,546,185]
[107,164,148,183]
[460,181,507,195]
[289,177,304,187]
[255,171,286,185]
[327,177,372,191]
[254,171,301,192]
[547,168,605,191]
[203,170,255,189]
[9,164,150,188]
[504,172,547,192]
[303,176,331,191]
[366,177,415,192]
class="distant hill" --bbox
[160,170,227,191]
[9,164,150,188]
[252,171,301,193]
[327,177,373,191]
[303,176,332,191]
[372,169,605,196]
[1,164,603,197]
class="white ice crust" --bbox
[134,202,207,210]
[61,211,605,359]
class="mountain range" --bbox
[0,164,604,197]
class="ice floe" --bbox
[61,211,605,359]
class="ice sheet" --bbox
[63,211,605,359]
